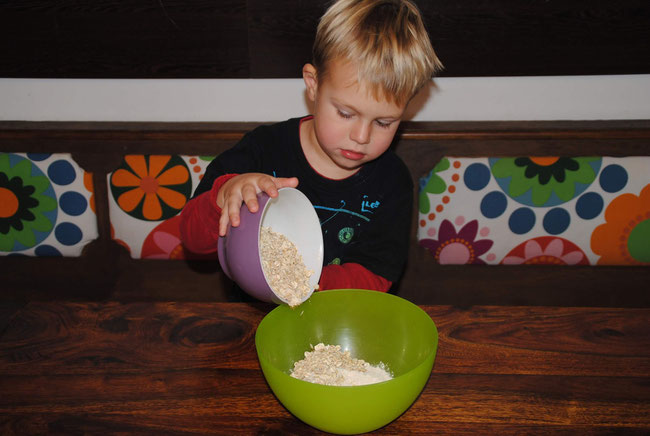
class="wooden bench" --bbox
[1,120,649,307]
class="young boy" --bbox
[180,0,442,292]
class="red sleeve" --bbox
[318,263,392,292]
[179,174,238,254]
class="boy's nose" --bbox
[350,121,371,145]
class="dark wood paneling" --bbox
[419,0,650,77]
[0,1,649,78]
[0,0,249,78]
[247,0,323,78]
[1,120,649,307]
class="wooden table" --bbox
[1,302,648,435]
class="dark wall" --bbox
[1,0,649,79]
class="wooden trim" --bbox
[401,129,650,141]
[1,120,650,142]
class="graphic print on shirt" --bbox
[314,194,381,265]
[338,227,354,244]
[315,200,370,225]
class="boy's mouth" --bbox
[341,149,365,161]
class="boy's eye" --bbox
[375,120,392,129]
[337,110,353,119]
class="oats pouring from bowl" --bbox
[260,226,316,307]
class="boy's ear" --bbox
[303,63,318,101]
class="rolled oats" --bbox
[260,226,315,307]
[291,343,393,386]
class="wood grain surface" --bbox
[1,302,648,434]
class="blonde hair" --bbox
[313,0,443,105]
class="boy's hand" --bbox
[217,173,299,236]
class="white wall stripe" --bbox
[1,75,649,122]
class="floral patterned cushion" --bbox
[0,152,97,256]
[108,154,217,259]
[417,157,650,266]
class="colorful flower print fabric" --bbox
[108,155,216,259]
[418,157,650,266]
[591,184,650,265]
[0,153,97,256]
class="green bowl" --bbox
[255,289,438,434]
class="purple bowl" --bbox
[217,188,323,304]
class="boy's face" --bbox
[302,58,407,179]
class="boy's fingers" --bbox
[242,184,259,212]
[228,208,241,228]
[273,176,299,188]
[244,199,259,213]
[225,195,242,228]
[218,210,229,236]
[259,177,280,198]
[279,177,299,188]
[263,176,298,198]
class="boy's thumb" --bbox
[276,176,299,188]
